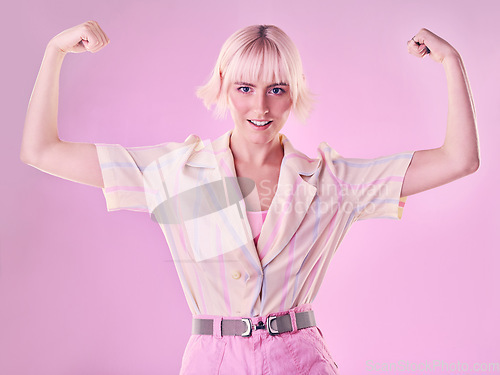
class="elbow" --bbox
[20,152,40,168]
[20,146,44,168]
[20,135,35,165]
[466,157,480,174]
[442,145,480,177]
[20,138,59,167]
[457,155,480,177]
[20,141,41,166]
[20,148,34,166]
[465,148,481,175]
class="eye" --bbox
[270,87,285,95]
[238,86,252,93]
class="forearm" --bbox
[441,53,480,171]
[21,42,66,163]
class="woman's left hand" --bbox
[407,28,459,63]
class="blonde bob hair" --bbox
[196,25,313,123]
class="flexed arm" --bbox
[20,21,110,188]
[401,28,479,197]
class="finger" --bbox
[85,28,102,52]
[407,40,424,58]
[80,32,93,51]
[101,28,110,44]
[89,21,110,51]
[90,21,106,48]
[416,42,431,56]
[408,38,420,49]
[412,28,429,45]
[87,22,105,51]
[409,47,425,58]
[411,35,424,49]
[408,33,431,58]
[72,40,88,53]
[413,30,433,52]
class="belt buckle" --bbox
[241,318,252,337]
[266,315,279,336]
[242,316,281,336]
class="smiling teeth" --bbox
[250,120,271,126]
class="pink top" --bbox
[246,210,268,247]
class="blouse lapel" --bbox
[257,135,322,268]
[185,130,262,268]
[185,131,322,270]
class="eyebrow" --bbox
[234,81,289,88]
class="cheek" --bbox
[275,98,293,116]
[228,93,249,115]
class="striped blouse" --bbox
[95,130,414,317]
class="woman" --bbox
[20,21,479,374]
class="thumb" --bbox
[67,39,89,54]
[81,39,91,50]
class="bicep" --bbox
[401,147,474,197]
[24,140,104,188]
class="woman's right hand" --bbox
[48,20,110,54]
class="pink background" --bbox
[1,0,499,374]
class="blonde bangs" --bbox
[224,39,290,89]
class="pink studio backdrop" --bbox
[1,0,499,374]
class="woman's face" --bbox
[228,78,293,144]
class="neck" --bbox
[229,130,284,166]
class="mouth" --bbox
[247,120,272,129]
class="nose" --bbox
[254,92,269,116]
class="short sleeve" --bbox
[327,148,415,221]
[95,134,200,212]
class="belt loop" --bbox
[289,310,298,333]
[213,316,223,339]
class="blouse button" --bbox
[231,271,241,280]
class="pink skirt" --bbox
[180,304,340,375]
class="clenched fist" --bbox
[408,28,459,63]
[48,20,110,54]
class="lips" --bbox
[248,120,272,127]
